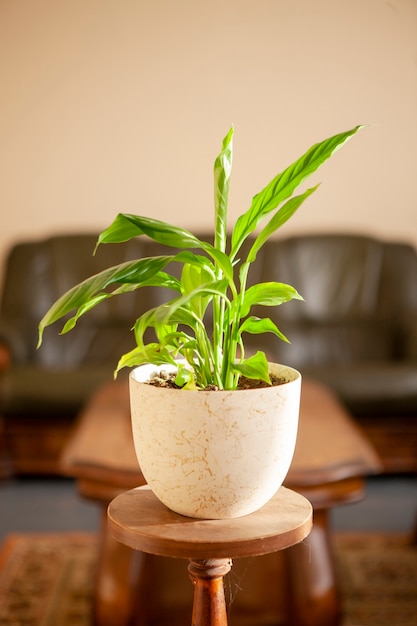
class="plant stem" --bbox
[223,259,251,388]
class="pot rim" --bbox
[129,361,301,393]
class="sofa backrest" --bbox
[0,233,211,368]
[2,231,417,372]
[246,234,417,369]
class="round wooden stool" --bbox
[108,485,312,626]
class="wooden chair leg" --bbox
[283,508,341,626]
[94,511,146,626]
[411,510,417,545]
[0,418,14,480]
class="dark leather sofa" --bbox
[0,233,185,473]
[1,232,417,474]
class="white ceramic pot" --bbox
[129,362,301,519]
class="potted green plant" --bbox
[38,125,363,519]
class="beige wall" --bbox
[1,0,416,274]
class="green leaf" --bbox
[37,256,176,345]
[238,316,289,343]
[203,246,235,284]
[133,307,158,346]
[97,214,236,285]
[233,351,271,385]
[214,126,233,253]
[180,262,214,317]
[246,185,319,262]
[175,250,215,271]
[177,245,234,286]
[174,364,198,390]
[156,279,230,325]
[97,214,205,250]
[180,260,215,294]
[61,293,112,333]
[158,302,202,328]
[133,303,201,353]
[115,344,177,374]
[159,331,196,352]
[155,323,180,344]
[131,271,181,292]
[231,125,364,255]
[240,282,303,317]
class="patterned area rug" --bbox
[0,533,97,626]
[334,532,417,626]
[0,532,416,625]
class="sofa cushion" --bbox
[0,365,125,418]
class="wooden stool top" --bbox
[107,485,312,560]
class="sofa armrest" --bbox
[0,322,29,366]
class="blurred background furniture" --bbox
[247,233,417,473]
[0,231,416,475]
[0,233,193,474]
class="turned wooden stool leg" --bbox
[188,558,232,626]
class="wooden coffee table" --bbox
[62,378,381,626]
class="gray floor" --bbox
[1,475,417,545]
[0,477,101,544]
[331,474,417,533]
